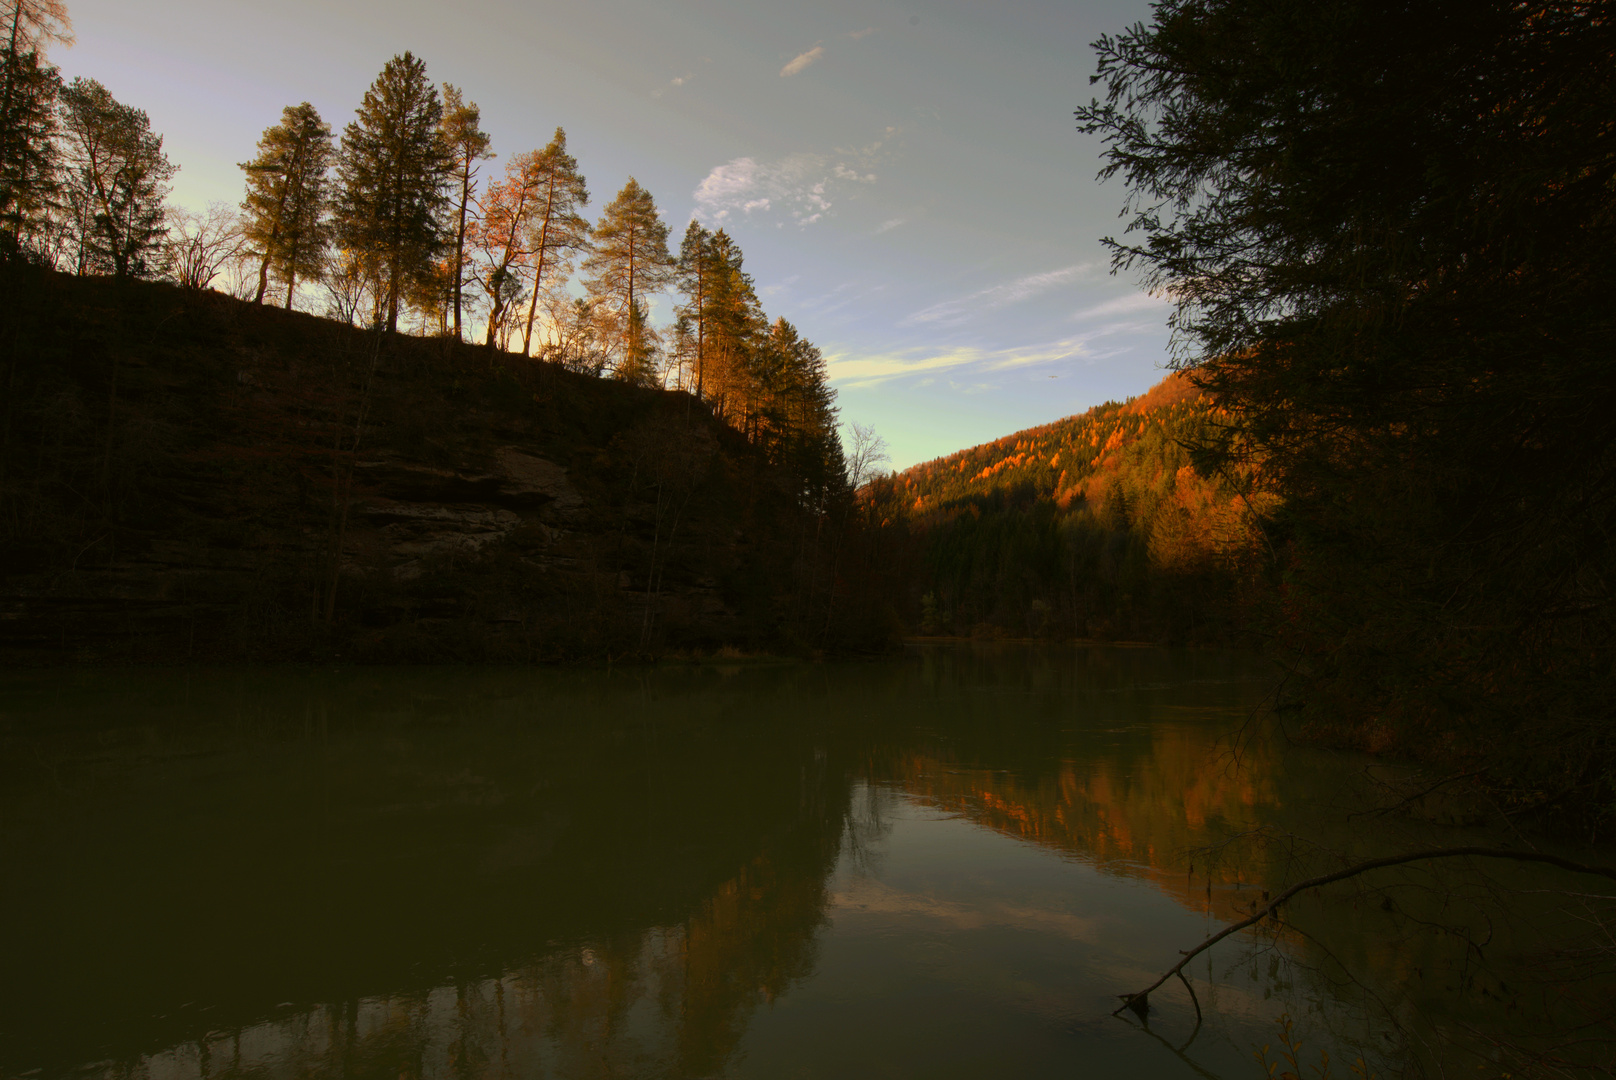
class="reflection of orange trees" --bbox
[666,847,831,1074]
[892,724,1281,923]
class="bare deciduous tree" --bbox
[163,202,244,290]
[844,422,890,490]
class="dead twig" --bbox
[1114,847,1616,1019]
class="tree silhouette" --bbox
[334,53,453,332]
[583,177,672,379]
[1076,0,1616,818]
[240,102,332,308]
[57,77,174,278]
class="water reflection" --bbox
[0,647,1601,1078]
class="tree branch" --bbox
[1114,847,1616,1019]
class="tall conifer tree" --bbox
[0,44,57,256]
[334,53,452,332]
[582,177,673,379]
[675,221,716,397]
[518,127,589,356]
[697,229,765,423]
[0,0,69,255]
[438,83,490,339]
[762,317,843,499]
[240,102,332,308]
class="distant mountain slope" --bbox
[867,373,1269,642]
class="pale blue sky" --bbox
[55,0,1166,469]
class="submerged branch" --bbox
[1114,847,1616,1019]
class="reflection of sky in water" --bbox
[3,647,1587,1079]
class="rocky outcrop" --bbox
[352,449,583,579]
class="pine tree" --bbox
[240,102,332,309]
[582,177,673,378]
[697,229,765,423]
[438,83,490,340]
[333,53,453,332]
[665,313,698,393]
[0,0,68,256]
[675,220,716,397]
[0,43,57,257]
[613,298,659,386]
[57,77,175,278]
[763,317,843,501]
[517,127,589,356]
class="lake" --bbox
[1,645,1608,1078]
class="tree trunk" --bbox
[521,187,557,356]
[452,157,471,340]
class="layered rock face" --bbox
[0,270,822,663]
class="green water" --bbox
[0,646,1607,1078]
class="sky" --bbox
[52,0,1170,470]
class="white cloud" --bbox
[781,46,825,77]
[694,151,878,228]
[849,26,878,40]
[875,217,906,234]
[1071,292,1169,322]
[652,73,692,99]
[823,322,1148,389]
[825,338,1087,388]
[899,264,1094,328]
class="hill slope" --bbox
[867,373,1268,642]
[0,267,884,662]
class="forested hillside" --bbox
[1,29,848,506]
[0,266,897,663]
[867,373,1269,643]
[0,8,908,662]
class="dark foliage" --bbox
[0,265,897,663]
[1078,0,1616,827]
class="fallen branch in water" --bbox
[1115,846,1616,1021]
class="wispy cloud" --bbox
[826,337,1095,388]
[824,321,1147,388]
[694,147,880,228]
[849,26,878,39]
[900,264,1094,328]
[1071,292,1169,322]
[875,217,906,234]
[781,45,824,77]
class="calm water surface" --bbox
[1,646,1603,1078]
